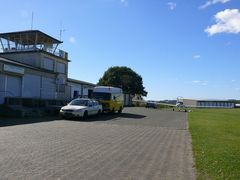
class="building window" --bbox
[57,62,66,74]
[43,58,54,71]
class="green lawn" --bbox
[189,108,240,180]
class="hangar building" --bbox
[182,99,235,108]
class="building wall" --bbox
[0,52,68,76]
[0,61,71,104]
[68,82,82,99]
[182,98,235,108]
[42,53,68,76]
[1,53,41,67]
[57,86,71,100]
[124,94,133,106]
[68,81,95,99]
[197,101,234,108]
[182,99,197,107]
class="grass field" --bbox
[189,108,240,180]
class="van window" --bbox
[93,92,111,101]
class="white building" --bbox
[182,99,235,108]
[0,30,95,105]
[68,78,95,99]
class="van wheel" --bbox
[111,108,115,114]
[118,107,122,114]
[83,111,88,120]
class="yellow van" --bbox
[93,86,124,113]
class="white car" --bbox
[60,98,102,119]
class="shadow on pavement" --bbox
[0,113,146,127]
[64,112,146,122]
[118,113,146,119]
[0,116,61,127]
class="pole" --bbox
[31,12,34,30]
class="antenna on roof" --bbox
[31,12,34,30]
[59,22,66,41]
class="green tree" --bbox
[98,66,147,96]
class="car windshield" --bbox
[69,99,89,106]
[93,92,111,101]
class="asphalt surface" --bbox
[0,107,196,180]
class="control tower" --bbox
[0,30,70,101]
[0,30,69,69]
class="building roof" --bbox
[68,78,96,87]
[0,30,62,45]
[183,98,236,102]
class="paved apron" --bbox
[0,107,196,180]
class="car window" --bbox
[93,101,98,106]
[88,101,93,107]
[69,99,89,106]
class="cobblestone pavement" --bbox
[0,107,196,180]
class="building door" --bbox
[82,88,88,98]
[73,90,79,98]
[88,89,93,98]
[6,75,22,97]
[0,74,6,104]
[41,77,56,99]
[23,74,41,98]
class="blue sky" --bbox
[0,0,240,100]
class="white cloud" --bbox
[192,80,208,86]
[192,80,201,84]
[167,2,177,10]
[205,9,240,36]
[69,36,76,44]
[120,0,128,6]
[200,0,230,9]
[231,79,236,82]
[193,55,201,59]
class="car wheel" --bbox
[97,109,101,116]
[82,111,88,120]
